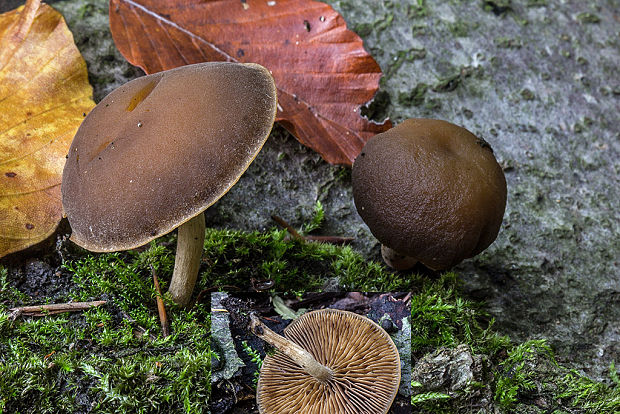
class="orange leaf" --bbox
[0,0,95,257]
[109,0,390,165]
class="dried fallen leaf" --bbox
[109,0,390,165]
[0,0,95,257]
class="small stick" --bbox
[271,215,354,245]
[261,315,280,323]
[120,310,157,341]
[303,235,354,245]
[151,265,170,338]
[9,301,106,319]
[271,215,303,239]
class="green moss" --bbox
[493,340,620,413]
[432,73,461,93]
[526,0,547,6]
[200,227,411,292]
[374,13,394,34]
[352,22,372,37]
[300,200,325,234]
[240,340,262,388]
[0,251,211,414]
[3,226,618,412]
[495,340,554,408]
[495,36,522,49]
[410,382,451,404]
[407,0,429,19]
[410,273,510,355]
[385,48,426,78]
[398,83,428,107]
[520,88,535,101]
[554,370,620,412]
[409,274,620,412]
[448,21,473,37]
[576,12,600,24]
[1,224,410,412]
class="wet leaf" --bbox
[0,0,95,257]
[109,0,390,165]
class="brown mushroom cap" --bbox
[352,118,507,270]
[257,309,401,414]
[62,62,277,251]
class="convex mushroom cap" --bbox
[62,62,277,304]
[253,309,401,414]
[352,118,507,270]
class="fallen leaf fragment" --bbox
[0,0,95,257]
[109,0,390,165]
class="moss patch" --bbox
[200,227,412,292]
[409,274,620,413]
[0,257,210,414]
[2,228,618,413]
[0,224,411,413]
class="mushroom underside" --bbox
[256,309,401,414]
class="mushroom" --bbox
[352,118,507,271]
[250,309,401,413]
[62,62,277,305]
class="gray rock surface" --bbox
[390,315,413,397]
[14,0,618,381]
[211,293,245,383]
[411,344,489,398]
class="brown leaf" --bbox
[109,0,390,165]
[0,0,95,257]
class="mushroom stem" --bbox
[168,213,206,306]
[381,245,418,271]
[249,314,333,383]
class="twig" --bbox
[303,235,354,245]
[271,215,354,245]
[262,315,280,323]
[8,301,106,320]
[120,310,157,341]
[271,215,303,239]
[151,265,170,338]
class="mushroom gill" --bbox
[256,309,401,414]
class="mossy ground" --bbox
[0,212,413,414]
[0,247,210,414]
[409,273,620,413]
[2,223,618,413]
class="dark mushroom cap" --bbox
[352,118,507,270]
[257,309,401,414]
[62,62,276,252]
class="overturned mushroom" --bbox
[62,62,277,305]
[352,118,507,271]
[250,309,401,413]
